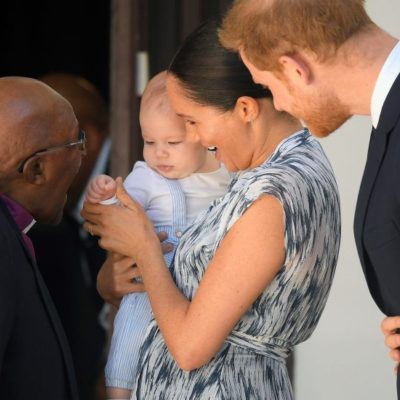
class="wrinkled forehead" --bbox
[0,92,77,153]
[0,78,78,172]
[0,79,76,127]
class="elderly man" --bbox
[29,73,109,400]
[220,0,400,396]
[0,77,85,399]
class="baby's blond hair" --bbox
[140,71,173,119]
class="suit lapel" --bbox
[354,73,400,270]
[354,127,388,268]
[29,258,79,398]
[0,201,79,398]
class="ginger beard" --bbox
[285,78,351,138]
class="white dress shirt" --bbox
[371,41,400,128]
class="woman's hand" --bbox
[82,177,161,263]
[97,232,175,307]
[97,253,143,307]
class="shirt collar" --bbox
[0,193,36,233]
[371,41,400,128]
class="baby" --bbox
[86,71,231,400]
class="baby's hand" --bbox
[86,174,117,204]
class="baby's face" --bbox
[141,111,208,179]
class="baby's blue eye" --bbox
[144,141,154,145]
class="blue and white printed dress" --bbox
[132,129,341,400]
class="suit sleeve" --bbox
[393,134,400,210]
[0,231,16,373]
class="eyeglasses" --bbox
[17,129,86,173]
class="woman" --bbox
[83,22,341,400]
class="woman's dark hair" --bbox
[168,20,272,112]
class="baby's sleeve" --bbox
[123,162,153,210]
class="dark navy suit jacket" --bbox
[354,73,400,398]
[0,199,79,399]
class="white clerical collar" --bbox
[371,41,400,128]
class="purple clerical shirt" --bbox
[0,193,36,260]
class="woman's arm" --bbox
[82,178,285,371]
[96,233,174,307]
[96,253,142,307]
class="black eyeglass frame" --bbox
[17,129,86,173]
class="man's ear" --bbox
[235,96,260,123]
[278,53,313,86]
[23,157,46,185]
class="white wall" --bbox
[294,2,400,399]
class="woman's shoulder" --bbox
[235,131,338,204]
[258,131,334,184]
